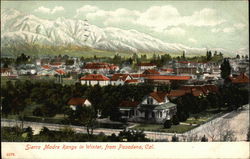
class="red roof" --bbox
[230,73,249,84]
[146,75,192,81]
[68,97,87,106]
[119,101,140,108]
[0,68,11,73]
[110,74,130,81]
[149,91,168,103]
[138,63,156,66]
[42,65,51,69]
[143,69,160,75]
[55,69,66,75]
[161,68,174,72]
[167,90,186,97]
[80,74,110,81]
[179,84,219,94]
[130,74,147,78]
[125,79,140,84]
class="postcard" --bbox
[1,0,249,158]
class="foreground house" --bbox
[80,74,110,86]
[119,91,177,124]
[67,97,91,110]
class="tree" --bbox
[201,135,208,142]
[220,58,231,80]
[77,106,96,137]
[236,54,240,59]
[164,120,172,128]
[171,134,179,142]
[172,115,179,125]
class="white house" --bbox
[138,63,157,70]
[110,74,133,85]
[80,74,110,86]
[119,91,177,124]
[67,97,92,111]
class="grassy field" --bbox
[132,124,194,133]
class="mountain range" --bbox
[1,8,239,57]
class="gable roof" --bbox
[80,74,110,81]
[143,69,160,75]
[41,65,51,70]
[68,97,87,106]
[149,91,168,103]
[110,74,131,81]
[167,90,187,97]
[230,73,249,84]
[125,79,140,84]
[55,69,66,75]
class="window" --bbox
[159,111,162,118]
[147,97,153,104]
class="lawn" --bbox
[132,124,194,133]
[181,107,230,125]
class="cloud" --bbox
[223,27,235,33]
[211,28,220,33]
[234,23,246,30]
[34,6,64,14]
[188,38,197,43]
[75,5,226,31]
[163,27,186,36]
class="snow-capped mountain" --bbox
[1,8,235,56]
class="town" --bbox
[1,51,249,142]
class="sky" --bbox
[1,1,249,52]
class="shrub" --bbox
[164,120,172,129]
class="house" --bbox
[167,84,219,99]
[160,68,174,74]
[145,75,192,85]
[67,97,92,111]
[118,91,177,124]
[80,74,110,86]
[142,69,160,75]
[82,62,119,74]
[1,68,12,76]
[138,63,157,70]
[119,101,141,120]
[49,62,64,69]
[110,74,133,85]
[230,73,249,85]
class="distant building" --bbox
[138,63,157,70]
[142,69,160,75]
[80,74,110,86]
[144,75,192,85]
[82,62,119,74]
[110,74,133,85]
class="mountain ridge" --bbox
[1,8,238,57]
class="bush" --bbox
[171,135,179,142]
[164,120,172,129]
[172,115,179,125]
